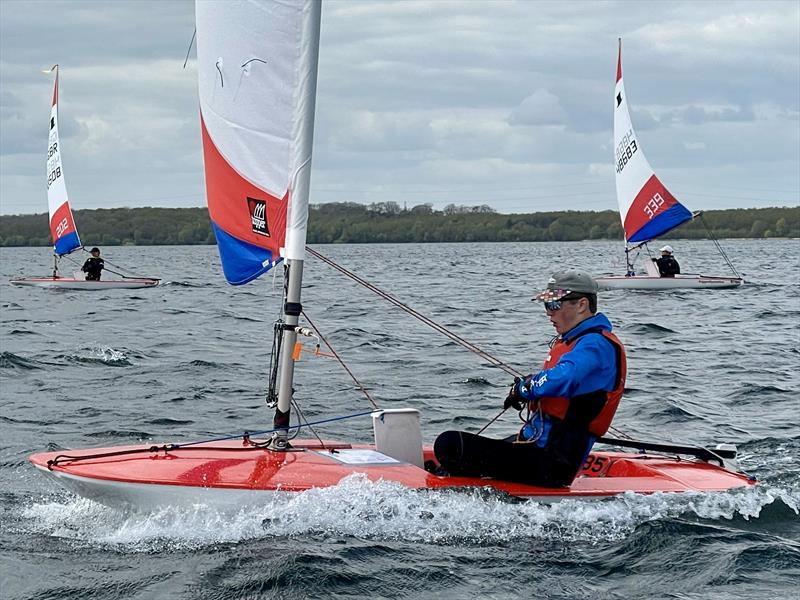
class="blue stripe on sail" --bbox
[211,222,280,285]
[627,204,693,243]
[54,232,81,256]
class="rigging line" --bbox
[307,246,635,441]
[305,246,522,378]
[476,407,508,435]
[62,252,127,278]
[77,247,150,279]
[300,309,380,410]
[697,213,741,278]
[313,181,605,194]
[679,192,792,202]
[608,425,631,439]
[681,184,800,194]
[288,398,327,448]
[47,410,379,467]
[182,27,196,69]
[178,409,377,447]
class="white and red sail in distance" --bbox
[613,40,691,244]
[46,66,81,256]
[196,0,320,285]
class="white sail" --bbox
[196,0,321,284]
[46,66,81,256]
[614,40,691,244]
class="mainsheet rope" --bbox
[305,246,631,440]
[305,246,522,378]
[59,248,154,280]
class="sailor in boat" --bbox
[652,245,681,277]
[432,271,626,487]
[81,247,105,281]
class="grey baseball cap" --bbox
[533,270,598,302]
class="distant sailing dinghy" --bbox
[29,3,755,509]
[10,66,159,291]
[594,41,743,291]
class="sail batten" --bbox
[613,40,692,244]
[46,67,81,256]
[196,0,321,285]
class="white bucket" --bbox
[371,408,424,468]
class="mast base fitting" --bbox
[267,434,292,451]
[284,302,302,316]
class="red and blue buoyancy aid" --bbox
[518,314,626,449]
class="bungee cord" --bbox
[46,410,376,468]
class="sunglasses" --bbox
[543,296,583,311]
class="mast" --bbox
[271,0,322,449]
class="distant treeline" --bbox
[0,203,797,247]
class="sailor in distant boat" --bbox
[81,247,105,281]
[652,245,680,277]
[433,271,626,487]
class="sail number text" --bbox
[615,129,638,173]
[644,192,665,219]
[55,217,69,238]
[47,166,62,188]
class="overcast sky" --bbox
[1,0,798,216]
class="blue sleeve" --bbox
[519,335,617,400]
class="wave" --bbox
[161,281,209,288]
[56,346,134,367]
[461,377,494,386]
[727,384,794,399]
[18,476,798,552]
[215,309,263,323]
[8,329,40,336]
[625,323,677,335]
[85,430,153,440]
[0,352,43,370]
[146,418,195,427]
[181,359,221,369]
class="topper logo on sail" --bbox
[247,197,270,237]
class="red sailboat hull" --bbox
[29,439,755,510]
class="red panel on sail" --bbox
[201,118,288,254]
[622,174,679,239]
[49,201,77,244]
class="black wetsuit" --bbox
[654,255,680,277]
[82,257,104,281]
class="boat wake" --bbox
[20,475,798,551]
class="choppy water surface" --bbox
[1,240,799,600]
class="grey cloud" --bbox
[0,0,797,215]
[508,89,568,126]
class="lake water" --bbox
[1,240,799,599]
